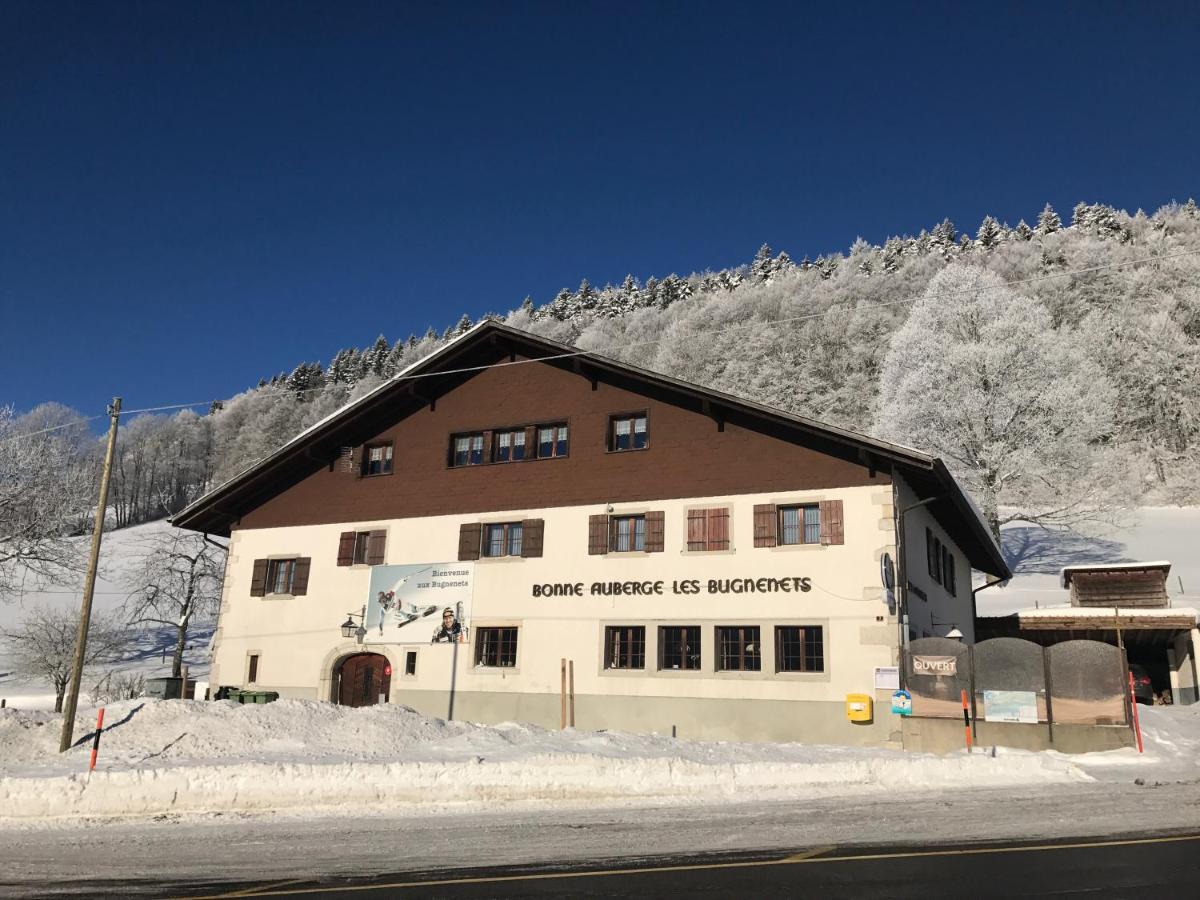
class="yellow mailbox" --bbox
[846,693,873,723]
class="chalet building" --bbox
[173,322,1009,744]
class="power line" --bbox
[3,243,1199,446]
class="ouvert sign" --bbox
[531,576,814,598]
[911,655,958,676]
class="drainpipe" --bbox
[971,577,1008,640]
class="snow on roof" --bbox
[1017,605,1197,622]
[1059,560,1172,588]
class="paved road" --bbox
[26,832,1200,899]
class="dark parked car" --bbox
[1129,664,1154,705]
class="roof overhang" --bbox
[171,321,1010,578]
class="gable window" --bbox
[475,626,518,668]
[609,413,648,452]
[266,559,297,594]
[537,423,569,458]
[494,429,527,462]
[659,626,701,671]
[483,522,524,558]
[779,505,820,545]
[610,515,646,552]
[716,626,761,672]
[604,626,646,670]
[776,626,824,673]
[451,433,485,467]
[363,442,393,476]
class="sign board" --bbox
[911,655,958,676]
[874,666,900,691]
[364,563,473,644]
[983,690,1039,724]
[891,690,912,716]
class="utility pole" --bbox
[59,398,122,753]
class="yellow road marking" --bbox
[211,879,310,897]
[174,832,1200,899]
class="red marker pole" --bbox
[1128,672,1144,754]
[960,689,973,753]
[89,707,105,772]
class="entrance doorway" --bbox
[334,653,391,707]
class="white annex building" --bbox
[173,322,1009,745]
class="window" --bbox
[537,423,569,458]
[779,505,820,545]
[351,531,371,565]
[494,429,527,462]
[475,627,518,668]
[716,626,761,672]
[609,413,648,451]
[610,515,646,552]
[404,651,417,676]
[247,654,259,684]
[776,626,824,673]
[942,546,956,594]
[659,626,701,671]
[483,522,523,558]
[604,626,645,670]
[363,442,393,476]
[451,433,485,467]
[686,507,730,551]
[266,559,296,594]
[927,529,942,584]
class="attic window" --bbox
[363,442,393,476]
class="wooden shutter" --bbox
[366,530,387,565]
[336,531,356,566]
[588,514,610,555]
[819,499,844,545]
[480,430,493,463]
[291,558,311,595]
[753,504,777,548]
[645,511,665,553]
[687,509,707,551]
[524,425,537,458]
[521,519,544,558]
[707,507,730,550]
[250,559,269,596]
[458,523,482,561]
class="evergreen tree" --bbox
[975,215,1003,249]
[453,313,473,336]
[518,296,535,316]
[751,244,775,282]
[383,340,406,377]
[1184,198,1199,219]
[575,279,598,313]
[1036,203,1061,235]
[930,219,957,255]
[1013,219,1034,241]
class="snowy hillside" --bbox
[982,507,1200,616]
[0,520,214,710]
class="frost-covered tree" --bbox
[976,215,1003,249]
[1036,203,1061,235]
[124,529,224,679]
[875,266,1119,539]
[751,244,776,282]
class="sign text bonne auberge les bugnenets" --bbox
[532,577,813,598]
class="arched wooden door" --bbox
[335,653,391,707]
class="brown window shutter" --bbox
[250,559,269,596]
[524,425,537,458]
[820,499,844,545]
[336,531,356,566]
[686,509,707,551]
[588,514,610,555]
[366,530,387,566]
[753,504,777,548]
[480,429,493,463]
[707,507,730,550]
[292,558,311,595]
[645,511,665,552]
[521,519,544,558]
[458,523,482,561]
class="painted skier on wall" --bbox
[364,563,473,643]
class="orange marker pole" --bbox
[1128,672,1144,754]
[89,707,105,772]
[960,689,973,753]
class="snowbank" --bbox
[0,699,1094,824]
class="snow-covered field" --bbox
[0,521,213,709]
[2,697,1195,826]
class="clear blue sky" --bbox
[2,1,1197,417]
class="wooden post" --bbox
[1042,646,1055,746]
[1129,671,1144,753]
[568,659,575,728]
[960,689,973,753]
[560,658,567,730]
[181,664,189,700]
[60,398,122,753]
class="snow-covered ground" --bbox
[981,507,1200,616]
[0,520,213,709]
[1,697,1195,826]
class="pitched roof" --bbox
[171,320,1010,578]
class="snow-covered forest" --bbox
[4,198,1199,545]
